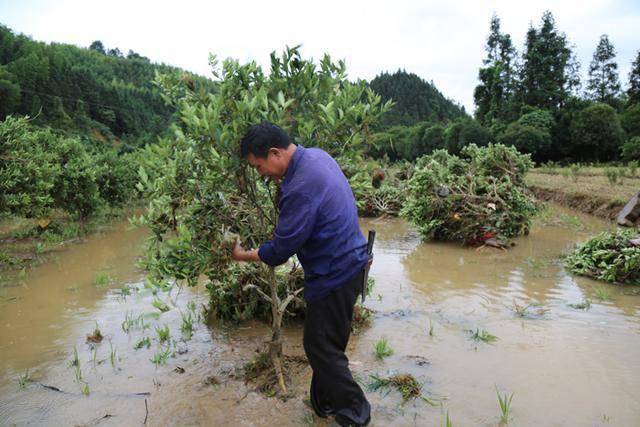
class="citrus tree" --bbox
[137,46,389,392]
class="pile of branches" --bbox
[402,144,538,245]
[346,162,409,217]
[565,229,640,284]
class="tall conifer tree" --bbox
[519,11,578,111]
[627,50,640,105]
[474,14,517,125]
[586,34,621,104]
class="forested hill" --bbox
[370,70,467,128]
[0,24,214,147]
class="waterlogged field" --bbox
[0,206,639,426]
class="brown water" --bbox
[1,207,639,426]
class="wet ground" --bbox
[1,206,639,426]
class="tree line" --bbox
[369,11,640,164]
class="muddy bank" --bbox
[530,186,624,221]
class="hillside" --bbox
[369,69,467,129]
[0,24,214,147]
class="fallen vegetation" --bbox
[402,144,537,246]
[565,229,640,285]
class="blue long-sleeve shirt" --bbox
[258,145,368,301]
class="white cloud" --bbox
[1,0,638,113]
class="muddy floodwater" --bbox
[1,206,639,426]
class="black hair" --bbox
[240,122,291,158]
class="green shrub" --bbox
[0,116,59,217]
[565,229,640,284]
[604,167,621,185]
[51,138,101,221]
[620,136,640,161]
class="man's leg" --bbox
[303,271,371,426]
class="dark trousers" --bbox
[303,270,371,426]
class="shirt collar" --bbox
[282,144,305,185]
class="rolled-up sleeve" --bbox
[258,190,316,266]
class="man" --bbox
[231,122,371,426]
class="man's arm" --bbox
[228,188,316,265]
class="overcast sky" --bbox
[1,0,638,113]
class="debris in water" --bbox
[367,373,437,405]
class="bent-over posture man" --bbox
[231,122,371,426]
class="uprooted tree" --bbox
[401,144,538,246]
[136,46,389,393]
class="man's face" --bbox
[246,149,285,179]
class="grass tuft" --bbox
[496,386,514,424]
[469,328,498,343]
[374,338,394,359]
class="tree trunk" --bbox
[267,267,287,394]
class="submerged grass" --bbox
[150,348,172,366]
[152,297,170,313]
[109,341,117,368]
[374,338,394,359]
[94,273,112,288]
[568,299,592,310]
[155,324,170,344]
[593,286,612,301]
[122,311,147,333]
[468,328,498,343]
[17,370,30,389]
[181,311,194,340]
[496,386,514,424]
[511,301,549,318]
[134,337,151,350]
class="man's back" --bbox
[258,145,368,300]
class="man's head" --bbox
[240,122,294,179]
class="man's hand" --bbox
[367,254,374,269]
[231,241,261,263]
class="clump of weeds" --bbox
[511,301,548,318]
[121,311,147,333]
[86,322,103,343]
[374,338,394,360]
[17,370,30,389]
[593,286,612,301]
[180,311,195,340]
[150,348,172,366]
[94,273,112,288]
[152,297,170,313]
[468,328,498,343]
[568,299,591,310]
[155,324,170,344]
[352,303,373,334]
[134,337,151,350]
[496,386,514,424]
[367,373,438,405]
